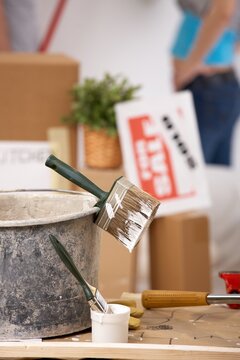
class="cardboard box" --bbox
[0,53,78,167]
[149,212,211,292]
[80,167,137,299]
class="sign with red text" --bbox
[115,91,210,216]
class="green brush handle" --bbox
[45,155,108,203]
[49,234,93,301]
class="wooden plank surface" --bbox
[0,342,240,360]
[0,304,240,359]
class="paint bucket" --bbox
[91,304,130,343]
[0,189,100,339]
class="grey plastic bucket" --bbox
[0,189,100,339]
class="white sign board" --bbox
[0,141,52,190]
[115,91,210,216]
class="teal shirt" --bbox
[171,11,237,66]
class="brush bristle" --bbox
[95,177,160,252]
[107,186,160,251]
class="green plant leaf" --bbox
[62,73,141,134]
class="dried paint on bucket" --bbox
[0,190,100,340]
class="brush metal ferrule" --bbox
[88,298,112,313]
[88,299,105,313]
[95,177,131,231]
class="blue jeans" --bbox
[183,71,240,165]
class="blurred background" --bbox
[36,0,179,96]
[1,0,240,298]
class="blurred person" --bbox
[171,0,240,166]
[0,0,39,51]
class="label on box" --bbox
[0,141,52,190]
[115,91,211,216]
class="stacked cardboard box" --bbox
[0,53,78,167]
[149,212,211,291]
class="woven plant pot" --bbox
[84,126,122,169]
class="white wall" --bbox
[36,0,180,97]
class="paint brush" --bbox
[49,234,111,313]
[45,154,160,252]
[142,290,240,308]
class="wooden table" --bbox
[0,304,240,359]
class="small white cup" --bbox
[91,304,130,343]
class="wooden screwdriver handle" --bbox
[142,290,209,308]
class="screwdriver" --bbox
[142,290,240,308]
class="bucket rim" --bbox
[0,189,99,227]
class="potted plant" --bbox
[63,73,141,169]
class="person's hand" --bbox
[172,58,201,90]
[172,58,211,90]
[173,58,198,90]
